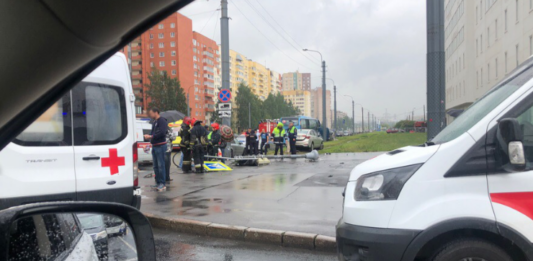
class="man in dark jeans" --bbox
[245,128,257,155]
[144,108,168,192]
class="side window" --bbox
[72,83,127,145]
[56,214,81,248]
[13,93,72,146]
[309,120,317,130]
[300,119,309,129]
[515,106,533,162]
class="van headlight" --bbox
[354,164,421,201]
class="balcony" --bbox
[205,92,214,98]
[132,74,142,80]
[132,83,142,89]
[132,65,142,70]
[205,106,215,112]
[205,99,215,105]
[131,55,141,61]
[131,45,142,51]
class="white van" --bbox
[337,58,533,261]
[0,53,141,210]
[135,119,153,164]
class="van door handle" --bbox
[83,156,100,161]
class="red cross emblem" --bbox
[101,148,125,175]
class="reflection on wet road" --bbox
[153,228,336,261]
[140,152,381,236]
[108,228,137,261]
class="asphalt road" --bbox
[139,152,381,236]
[153,228,336,261]
[108,227,138,261]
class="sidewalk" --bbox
[138,152,381,237]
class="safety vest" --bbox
[208,131,212,141]
[289,126,296,134]
[272,127,286,137]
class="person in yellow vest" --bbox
[272,122,286,155]
[288,122,298,155]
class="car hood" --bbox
[348,144,440,181]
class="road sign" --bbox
[218,103,232,111]
[219,111,231,118]
[218,89,232,103]
[204,161,232,172]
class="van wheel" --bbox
[432,238,512,261]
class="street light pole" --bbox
[327,78,336,133]
[304,48,327,140]
[220,0,231,127]
[344,95,355,135]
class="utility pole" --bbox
[334,85,337,131]
[321,61,327,140]
[423,105,426,122]
[352,100,355,134]
[367,111,370,132]
[220,0,231,127]
[361,107,364,133]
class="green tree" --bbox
[144,67,188,113]
[394,120,415,129]
[235,83,264,130]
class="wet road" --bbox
[153,228,336,261]
[139,152,381,236]
[108,227,137,261]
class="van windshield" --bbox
[432,65,533,144]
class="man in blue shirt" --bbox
[144,108,168,192]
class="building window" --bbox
[170,42,175,47]
[194,63,197,69]
[530,35,533,55]
[159,43,164,48]
[476,39,479,56]
[505,52,508,73]
[171,60,176,66]
[481,68,483,87]
[516,44,520,67]
[170,23,175,28]
[505,9,508,32]
[531,0,533,9]
[150,53,154,58]
[170,32,175,38]
[480,34,483,53]
[149,34,153,39]
[172,70,176,75]
[193,55,197,61]
[159,52,164,57]
[487,27,490,47]
[158,33,164,39]
[487,63,490,82]
[150,62,154,67]
[495,19,498,40]
[476,71,479,88]
[480,0,482,19]
[193,39,197,46]
[159,61,165,67]
[171,51,176,56]
[150,43,153,49]
[463,53,465,69]
[496,58,499,78]
[158,24,164,29]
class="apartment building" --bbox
[310,87,332,128]
[445,0,533,120]
[281,90,312,116]
[192,32,219,122]
[282,71,311,91]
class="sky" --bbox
[180,0,427,122]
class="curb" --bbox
[144,213,336,253]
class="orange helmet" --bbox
[191,118,198,126]
[183,116,191,125]
[211,122,220,131]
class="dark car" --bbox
[77,213,108,260]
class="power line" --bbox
[251,0,322,65]
[230,1,321,74]
[243,0,321,66]
[199,9,219,34]
[183,9,220,17]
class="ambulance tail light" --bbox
[133,142,139,187]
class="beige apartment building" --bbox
[282,90,312,117]
[445,0,533,121]
[310,87,332,128]
[282,71,311,91]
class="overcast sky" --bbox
[180,0,427,122]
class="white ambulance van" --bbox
[337,58,533,261]
[0,53,141,210]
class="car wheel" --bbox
[309,142,314,151]
[319,142,324,150]
[432,238,512,261]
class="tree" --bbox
[394,120,415,129]
[144,67,188,113]
[235,83,263,130]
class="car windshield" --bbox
[432,64,533,144]
[77,214,104,229]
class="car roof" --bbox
[0,0,194,150]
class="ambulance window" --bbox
[515,106,533,163]
[13,93,72,146]
[72,83,127,145]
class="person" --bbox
[245,128,257,155]
[190,119,208,173]
[179,117,192,173]
[144,108,168,192]
[288,122,298,155]
[255,129,261,155]
[272,123,286,156]
[208,123,221,157]
[260,129,269,154]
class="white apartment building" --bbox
[445,0,533,121]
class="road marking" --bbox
[119,236,137,254]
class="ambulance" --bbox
[0,53,141,210]
[337,57,533,261]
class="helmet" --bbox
[211,122,220,131]
[183,116,191,125]
[277,122,284,128]
[190,118,197,126]
[192,118,202,125]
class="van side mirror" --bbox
[497,118,526,168]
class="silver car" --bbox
[296,129,323,151]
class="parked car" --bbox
[230,135,246,157]
[104,214,128,237]
[135,119,152,164]
[0,53,141,211]
[343,131,350,136]
[386,128,399,134]
[336,131,344,137]
[77,213,108,260]
[296,129,324,151]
